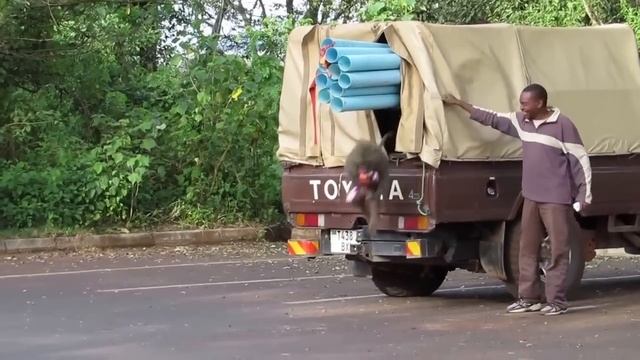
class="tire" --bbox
[371,264,448,297]
[503,219,585,300]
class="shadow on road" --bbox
[428,275,640,305]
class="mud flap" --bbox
[349,257,372,277]
[478,221,507,281]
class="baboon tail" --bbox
[378,131,395,148]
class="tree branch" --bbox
[257,0,267,19]
[30,0,166,7]
[319,0,334,23]
[303,0,321,23]
[3,120,55,127]
[211,1,228,35]
[0,37,57,42]
[333,0,361,22]
[582,0,602,25]
[0,47,84,58]
[226,0,252,27]
[14,84,39,94]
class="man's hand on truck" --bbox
[442,94,474,114]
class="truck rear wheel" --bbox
[503,220,585,300]
[371,264,448,297]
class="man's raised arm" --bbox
[442,94,521,139]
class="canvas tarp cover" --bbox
[276,22,640,168]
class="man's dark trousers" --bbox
[519,198,573,307]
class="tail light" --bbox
[293,213,325,227]
[398,215,431,231]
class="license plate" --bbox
[330,230,359,254]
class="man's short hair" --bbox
[522,83,548,106]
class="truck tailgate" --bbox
[281,162,428,229]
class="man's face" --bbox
[519,91,544,120]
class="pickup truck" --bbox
[277,22,640,298]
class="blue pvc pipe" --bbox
[325,47,394,63]
[338,54,401,72]
[321,38,389,49]
[316,65,327,76]
[331,94,400,112]
[330,83,342,96]
[338,70,401,89]
[318,88,332,104]
[330,84,400,97]
[328,64,341,80]
[316,73,331,89]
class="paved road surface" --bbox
[0,242,639,360]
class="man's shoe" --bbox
[507,299,544,313]
[540,304,568,316]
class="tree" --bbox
[2,0,640,231]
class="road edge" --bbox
[0,228,266,254]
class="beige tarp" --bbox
[277,22,640,168]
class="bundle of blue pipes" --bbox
[316,37,401,113]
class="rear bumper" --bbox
[287,228,450,262]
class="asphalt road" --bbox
[1,242,639,360]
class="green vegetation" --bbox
[1,0,639,233]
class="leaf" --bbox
[369,2,386,15]
[113,153,124,164]
[140,120,153,131]
[93,163,104,174]
[141,138,157,150]
[230,87,243,101]
[192,19,204,30]
[174,102,188,115]
[98,177,109,190]
[138,155,150,167]
[128,173,142,184]
[197,92,210,105]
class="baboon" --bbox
[344,132,393,235]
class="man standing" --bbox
[443,84,592,316]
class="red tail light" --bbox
[293,213,325,227]
[399,216,431,231]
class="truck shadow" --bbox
[431,286,512,302]
[430,275,640,305]
[573,276,640,300]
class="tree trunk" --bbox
[286,0,294,15]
